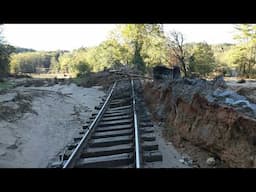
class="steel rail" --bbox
[131,79,141,168]
[63,82,117,168]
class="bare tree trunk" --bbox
[180,59,187,77]
[243,63,246,76]
[168,31,187,77]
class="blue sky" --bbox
[2,24,237,51]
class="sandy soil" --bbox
[225,78,256,105]
[0,83,104,168]
[225,77,256,89]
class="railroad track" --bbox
[52,78,162,168]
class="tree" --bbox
[70,24,169,74]
[132,41,146,73]
[10,51,59,74]
[119,24,147,73]
[167,31,188,77]
[141,25,169,68]
[0,28,15,77]
[211,43,235,76]
[7,24,170,77]
[49,56,58,73]
[112,24,168,73]
[189,42,216,76]
[232,24,256,77]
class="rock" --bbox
[237,79,246,83]
[213,89,234,98]
[7,143,18,149]
[193,164,200,168]
[243,106,256,115]
[233,100,250,107]
[212,75,227,89]
[184,161,189,166]
[236,87,256,104]
[0,149,7,156]
[179,159,185,164]
[206,157,215,166]
[225,98,249,107]
[206,95,216,103]
[50,161,63,168]
[184,78,196,85]
[225,98,234,105]
[183,158,190,165]
[213,88,245,100]
[0,92,18,103]
[224,98,256,115]
[179,157,193,166]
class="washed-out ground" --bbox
[144,78,256,168]
[2,75,254,168]
[0,81,104,168]
[0,76,194,168]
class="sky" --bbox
[1,24,237,51]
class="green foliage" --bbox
[118,24,168,71]
[53,49,90,75]
[7,24,169,77]
[10,51,57,73]
[0,29,15,76]
[132,41,146,73]
[53,24,168,76]
[188,42,216,76]
[230,24,256,77]
[90,39,129,71]
[0,44,15,75]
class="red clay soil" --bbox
[143,80,256,168]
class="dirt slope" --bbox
[143,78,256,168]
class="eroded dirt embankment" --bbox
[143,78,256,168]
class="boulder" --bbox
[206,157,215,166]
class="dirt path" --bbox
[0,83,105,168]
